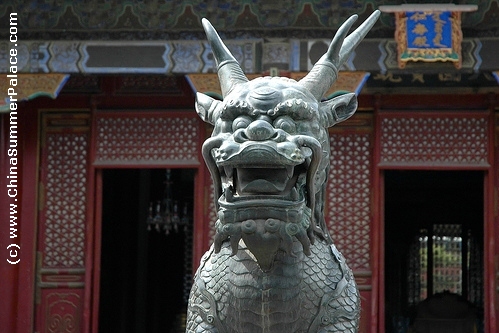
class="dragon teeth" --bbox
[224,166,234,178]
[225,186,234,202]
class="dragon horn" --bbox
[340,10,381,67]
[299,10,380,101]
[202,18,249,97]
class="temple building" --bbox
[1,1,499,333]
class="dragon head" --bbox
[197,12,379,270]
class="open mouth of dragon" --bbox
[203,136,322,210]
[213,142,316,219]
[203,136,322,270]
[221,164,304,205]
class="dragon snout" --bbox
[243,119,276,141]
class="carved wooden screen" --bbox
[328,114,374,271]
[379,112,489,168]
[327,113,374,333]
[93,111,201,167]
[35,111,91,333]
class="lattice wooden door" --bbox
[34,112,91,333]
[326,113,375,333]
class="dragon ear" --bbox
[319,92,358,128]
[195,92,223,125]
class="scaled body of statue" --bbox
[187,10,380,333]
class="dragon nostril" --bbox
[244,120,276,141]
[233,129,249,143]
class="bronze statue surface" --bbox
[187,10,380,333]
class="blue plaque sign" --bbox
[401,10,458,64]
[379,4,478,69]
[406,11,452,49]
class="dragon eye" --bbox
[232,116,252,131]
[274,116,296,133]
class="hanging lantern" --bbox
[146,169,189,235]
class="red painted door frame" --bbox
[86,109,209,331]
[371,108,497,333]
[88,164,209,332]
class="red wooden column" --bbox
[34,111,91,333]
[192,161,216,270]
[0,104,39,333]
[194,120,214,272]
[492,111,499,333]
[327,112,375,333]
[0,111,18,333]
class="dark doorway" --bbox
[99,168,195,333]
[384,170,484,333]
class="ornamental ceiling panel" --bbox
[1,1,498,39]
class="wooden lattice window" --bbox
[408,225,483,307]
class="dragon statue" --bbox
[187,10,380,333]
